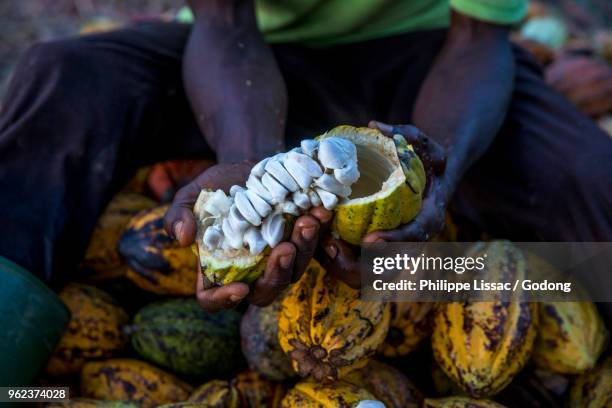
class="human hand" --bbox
[546,54,612,118]
[164,162,332,311]
[320,121,448,288]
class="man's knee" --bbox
[19,38,93,80]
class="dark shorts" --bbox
[0,22,611,286]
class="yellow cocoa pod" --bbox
[279,260,390,381]
[280,380,379,408]
[344,360,423,408]
[195,125,424,286]
[424,397,507,408]
[45,283,128,376]
[80,359,193,408]
[232,370,285,408]
[570,357,612,407]
[118,205,198,296]
[378,302,434,357]
[533,301,608,374]
[321,126,425,245]
[81,192,157,281]
[432,242,538,397]
[188,379,240,407]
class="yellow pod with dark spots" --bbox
[280,380,380,408]
[188,379,240,408]
[570,357,612,408]
[533,301,608,374]
[423,397,508,408]
[378,302,434,357]
[118,205,198,296]
[45,283,128,376]
[81,192,157,281]
[232,370,285,408]
[432,241,538,398]
[344,360,423,408]
[278,259,390,381]
[80,358,193,408]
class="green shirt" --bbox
[178,0,527,47]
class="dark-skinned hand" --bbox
[164,162,332,311]
[319,120,448,288]
[546,54,612,118]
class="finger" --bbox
[290,215,321,283]
[196,272,249,312]
[309,206,333,235]
[164,181,201,246]
[319,236,361,288]
[248,242,296,306]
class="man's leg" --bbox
[0,22,211,286]
[451,47,612,241]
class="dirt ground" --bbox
[0,0,610,99]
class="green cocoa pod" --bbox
[128,299,243,378]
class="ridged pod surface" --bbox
[379,302,434,357]
[81,192,157,281]
[232,370,285,408]
[423,397,507,408]
[533,301,608,374]
[128,298,242,377]
[241,299,296,381]
[344,360,423,408]
[80,359,193,408]
[280,380,378,408]
[278,259,390,381]
[432,241,538,397]
[322,126,425,245]
[570,357,612,407]
[118,205,198,295]
[45,283,128,376]
[188,380,240,407]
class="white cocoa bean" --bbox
[315,174,352,197]
[202,189,232,216]
[334,163,360,185]
[279,201,299,216]
[244,227,267,255]
[229,185,244,197]
[265,160,299,192]
[292,191,311,209]
[318,137,356,169]
[315,188,338,210]
[245,189,272,218]
[262,213,285,248]
[251,157,270,178]
[309,190,322,207]
[222,218,244,249]
[262,173,289,202]
[235,190,262,226]
[246,175,275,204]
[228,205,250,232]
[283,156,313,189]
[286,151,323,177]
[300,139,319,157]
[203,226,223,250]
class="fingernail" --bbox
[230,294,244,303]
[325,245,338,259]
[173,220,184,239]
[301,226,316,241]
[280,254,294,269]
[374,238,386,243]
